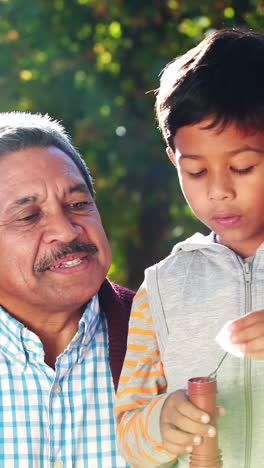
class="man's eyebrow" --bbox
[68,183,90,194]
[5,184,90,213]
[6,195,38,212]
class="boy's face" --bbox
[167,118,264,257]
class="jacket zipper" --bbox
[242,260,252,468]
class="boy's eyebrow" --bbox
[227,145,264,156]
[179,154,201,160]
[179,145,264,159]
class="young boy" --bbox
[115,28,264,467]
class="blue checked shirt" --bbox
[0,294,129,468]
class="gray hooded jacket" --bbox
[145,232,264,468]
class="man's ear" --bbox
[166,146,177,167]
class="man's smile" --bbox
[47,252,88,270]
[34,240,98,273]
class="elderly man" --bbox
[0,111,133,467]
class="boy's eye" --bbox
[189,169,206,177]
[232,166,254,174]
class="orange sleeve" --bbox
[115,285,176,467]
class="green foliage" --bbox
[0,0,263,288]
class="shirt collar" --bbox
[0,294,100,370]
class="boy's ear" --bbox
[166,146,177,167]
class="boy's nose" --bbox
[208,174,235,201]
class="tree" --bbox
[0,0,263,288]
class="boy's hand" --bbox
[160,389,225,456]
[229,310,264,359]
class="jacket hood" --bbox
[172,231,264,256]
[171,231,226,254]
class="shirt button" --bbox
[27,341,36,350]
[15,352,24,361]
[53,383,62,394]
[54,461,63,468]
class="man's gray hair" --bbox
[0,112,94,196]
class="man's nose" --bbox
[42,209,83,244]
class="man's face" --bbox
[0,145,112,316]
[168,119,264,257]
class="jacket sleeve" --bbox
[114,284,177,467]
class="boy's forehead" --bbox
[173,119,264,156]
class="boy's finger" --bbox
[239,338,264,359]
[229,310,264,331]
[162,423,202,447]
[168,389,211,423]
[161,390,216,439]
[162,439,193,456]
[168,411,216,438]
[230,323,264,344]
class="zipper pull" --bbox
[244,261,252,283]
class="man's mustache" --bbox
[34,239,98,273]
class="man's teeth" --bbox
[51,258,83,269]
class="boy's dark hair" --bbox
[156,28,264,150]
[0,112,95,197]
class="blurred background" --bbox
[0,0,263,290]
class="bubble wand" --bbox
[187,353,227,468]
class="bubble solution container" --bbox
[188,377,222,468]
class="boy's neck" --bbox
[214,234,264,259]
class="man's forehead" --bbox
[0,146,90,207]
[0,147,85,181]
[0,144,80,171]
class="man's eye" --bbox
[18,213,39,222]
[70,201,90,209]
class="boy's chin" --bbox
[215,233,261,258]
